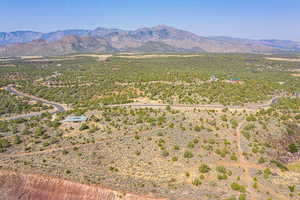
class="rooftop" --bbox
[63,116,87,122]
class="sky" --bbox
[1,0,300,41]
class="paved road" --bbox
[2,86,66,120]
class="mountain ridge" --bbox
[0,25,299,56]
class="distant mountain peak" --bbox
[0,25,299,56]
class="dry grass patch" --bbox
[287,161,300,173]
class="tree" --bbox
[288,143,298,153]
[199,164,211,173]
[183,151,193,158]
[14,135,22,144]
[79,123,89,131]
[0,138,10,152]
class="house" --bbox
[229,78,241,83]
[209,75,218,82]
[63,116,88,122]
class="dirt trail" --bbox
[2,84,280,121]
[233,121,289,200]
[235,122,257,200]
[1,86,68,121]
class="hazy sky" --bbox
[1,0,300,41]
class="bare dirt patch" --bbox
[132,97,163,104]
[25,58,77,62]
[290,73,300,77]
[266,57,300,62]
[21,56,43,59]
[117,54,203,59]
[69,54,112,61]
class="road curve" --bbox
[2,86,66,120]
[2,85,279,120]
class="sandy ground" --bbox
[116,54,203,59]
[69,54,112,61]
[288,160,300,173]
[290,73,300,77]
[266,57,300,62]
[24,58,77,62]
[21,56,43,59]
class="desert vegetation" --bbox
[0,54,299,200]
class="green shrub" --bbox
[161,150,169,157]
[270,160,288,171]
[183,151,193,158]
[231,154,238,161]
[263,168,271,179]
[0,138,10,152]
[14,135,22,144]
[258,157,265,164]
[172,157,178,161]
[288,143,298,153]
[192,177,202,186]
[79,123,89,131]
[225,197,237,200]
[216,166,227,174]
[194,125,202,132]
[231,182,246,193]
[174,145,180,150]
[246,115,257,122]
[199,164,211,173]
[217,174,228,180]
[288,185,295,193]
[187,141,195,149]
[239,194,246,200]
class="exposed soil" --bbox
[266,57,300,62]
[0,170,165,200]
[116,55,202,59]
[290,73,300,77]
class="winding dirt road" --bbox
[1,85,67,120]
[2,85,279,121]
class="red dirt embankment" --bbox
[0,170,166,200]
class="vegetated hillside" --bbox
[0,54,300,200]
[125,41,203,53]
[1,25,299,56]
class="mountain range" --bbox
[0,25,300,56]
